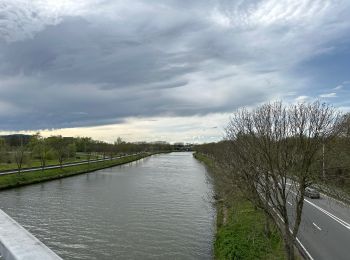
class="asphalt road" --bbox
[0,153,141,176]
[286,187,350,260]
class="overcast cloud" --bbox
[1,0,350,141]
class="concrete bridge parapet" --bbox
[0,209,62,260]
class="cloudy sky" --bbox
[0,0,350,143]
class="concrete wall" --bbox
[0,209,62,260]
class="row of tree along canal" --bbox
[194,101,350,260]
[0,134,193,173]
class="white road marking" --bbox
[269,203,314,260]
[306,199,350,230]
[287,179,348,207]
[320,192,349,207]
[290,191,350,230]
[296,237,314,260]
[312,222,322,231]
[288,201,293,206]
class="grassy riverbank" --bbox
[194,153,285,260]
[0,153,152,190]
[0,153,91,172]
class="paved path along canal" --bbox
[0,152,215,259]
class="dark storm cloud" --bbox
[0,0,350,130]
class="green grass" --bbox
[0,153,151,190]
[193,153,215,168]
[194,153,285,260]
[0,153,102,171]
[0,158,87,171]
[215,201,285,260]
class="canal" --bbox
[0,152,215,259]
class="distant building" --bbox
[0,134,32,146]
[151,141,169,145]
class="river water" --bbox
[0,152,215,259]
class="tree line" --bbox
[0,134,179,173]
[195,101,350,260]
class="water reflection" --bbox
[0,152,215,259]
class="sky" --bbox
[0,0,350,143]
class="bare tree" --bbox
[321,113,350,200]
[14,138,26,174]
[0,137,8,164]
[80,137,93,164]
[223,101,341,260]
[48,136,69,169]
[30,133,48,171]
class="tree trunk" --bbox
[41,155,45,171]
[283,224,295,260]
[59,157,63,169]
[264,172,271,236]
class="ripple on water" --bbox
[0,153,215,260]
